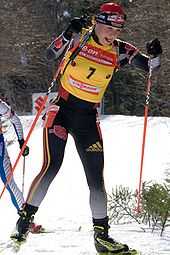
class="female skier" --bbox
[15,2,162,253]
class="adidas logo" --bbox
[86,141,103,152]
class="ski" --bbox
[0,238,26,253]
[0,227,57,253]
[97,249,141,255]
[9,232,28,252]
[9,238,25,253]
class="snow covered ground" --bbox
[0,115,170,255]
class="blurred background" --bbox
[0,0,169,115]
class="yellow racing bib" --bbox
[60,35,118,103]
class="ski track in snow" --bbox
[0,115,170,255]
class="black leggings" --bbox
[26,98,107,219]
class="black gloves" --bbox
[69,16,87,33]
[18,139,29,157]
[63,16,88,40]
[146,38,162,57]
[146,38,162,70]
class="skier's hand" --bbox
[63,16,88,40]
[35,96,46,112]
[18,139,29,157]
[146,39,162,70]
[146,38,162,57]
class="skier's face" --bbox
[95,23,122,46]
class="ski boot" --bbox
[93,217,129,254]
[11,203,38,241]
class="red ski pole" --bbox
[136,65,153,213]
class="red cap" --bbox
[100,2,125,16]
[96,2,126,28]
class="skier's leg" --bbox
[0,135,43,234]
[0,135,24,211]
[73,114,130,253]
[26,127,68,207]
[73,113,107,219]
[15,113,68,237]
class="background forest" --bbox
[0,0,170,115]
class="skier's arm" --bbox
[46,35,70,61]
[131,39,162,72]
[0,100,29,156]
[10,111,24,141]
[0,100,23,141]
[130,52,149,72]
[117,40,148,71]
[46,17,87,61]
[10,110,29,156]
[130,51,161,72]
[118,39,162,72]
